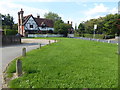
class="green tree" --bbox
[1,14,14,30]
[44,12,61,23]
[12,24,18,30]
[78,22,85,36]
[78,13,120,37]
[54,19,64,33]
[54,20,71,37]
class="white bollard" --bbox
[97,39,99,42]
[108,40,110,43]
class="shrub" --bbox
[103,35,115,39]
[84,34,105,39]
[4,29,18,35]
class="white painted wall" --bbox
[68,34,74,38]
[24,16,54,31]
[24,16,39,30]
[39,27,54,31]
[28,34,63,37]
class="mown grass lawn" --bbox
[6,38,118,88]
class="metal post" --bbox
[93,24,97,38]
[118,37,120,54]
[93,29,95,38]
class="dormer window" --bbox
[30,25,33,28]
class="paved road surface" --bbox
[1,38,55,89]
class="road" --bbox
[1,38,55,89]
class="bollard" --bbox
[54,40,56,43]
[22,48,26,57]
[16,59,22,77]
[108,40,110,43]
[39,43,41,48]
[49,40,51,44]
[97,39,99,42]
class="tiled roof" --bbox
[23,15,54,28]
[23,14,32,25]
[34,18,54,28]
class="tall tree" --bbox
[1,14,14,29]
[54,20,71,37]
[78,22,85,36]
[44,12,61,23]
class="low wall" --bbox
[68,34,74,38]
[2,35,21,46]
[28,34,64,37]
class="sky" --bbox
[0,0,119,28]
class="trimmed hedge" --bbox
[74,33,115,39]
[4,29,18,35]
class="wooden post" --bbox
[39,43,41,48]
[49,40,51,44]
[22,48,26,57]
[55,40,57,43]
[16,59,22,77]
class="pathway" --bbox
[1,38,55,89]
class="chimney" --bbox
[18,12,20,33]
[37,15,40,18]
[67,21,69,24]
[71,21,73,25]
[20,8,24,25]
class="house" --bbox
[18,9,54,36]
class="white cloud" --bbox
[83,4,87,7]
[0,1,49,23]
[82,3,117,23]
[109,7,117,14]
[85,3,108,16]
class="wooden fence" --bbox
[2,35,21,46]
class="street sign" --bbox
[94,24,97,30]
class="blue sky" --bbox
[0,0,118,27]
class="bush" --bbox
[84,34,105,39]
[103,35,115,39]
[4,29,18,35]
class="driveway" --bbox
[1,38,55,89]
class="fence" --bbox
[2,35,21,46]
[28,34,64,38]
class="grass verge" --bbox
[6,38,118,88]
